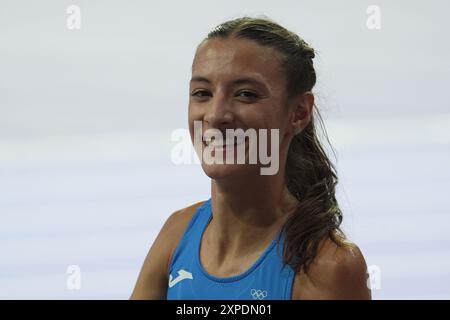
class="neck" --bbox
[208,167,297,258]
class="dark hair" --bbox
[202,16,354,275]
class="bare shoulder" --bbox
[165,200,207,265]
[129,200,206,300]
[292,237,371,300]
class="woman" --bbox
[131,16,371,300]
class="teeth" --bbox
[205,138,226,147]
[211,139,224,147]
[203,131,246,147]
[204,136,245,147]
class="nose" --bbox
[203,91,234,128]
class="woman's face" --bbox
[188,37,300,180]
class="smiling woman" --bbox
[130,16,371,300]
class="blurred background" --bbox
[1,0,449,299]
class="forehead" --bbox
[191,38,285,84]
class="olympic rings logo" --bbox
[250,288,268,300]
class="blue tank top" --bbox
[166,198,296,300]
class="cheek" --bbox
[187,104,198,127]
[188,103,203,121]
[187,103,194,120]
[188,104,203,142]
[260,107,291,145]
[255,107,287,130]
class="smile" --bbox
[203,136,246,148]
[202,129,247,149]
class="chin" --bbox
[201,163,257,180]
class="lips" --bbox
[202,132,246,148]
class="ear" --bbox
[290,91,314,135]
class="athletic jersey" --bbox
[166,198,296,300]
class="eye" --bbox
[190,90,212,98]
[236,90,259,99]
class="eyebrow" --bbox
[190,76,268,90]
